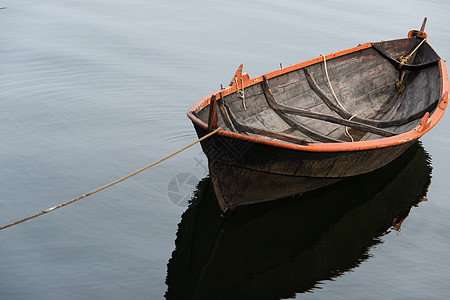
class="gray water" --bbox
[1,0,450,299]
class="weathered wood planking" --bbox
[196,40,439,143]
[188,31,447,211]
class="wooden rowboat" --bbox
[187,19,448,211]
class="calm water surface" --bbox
[1,1,449,299]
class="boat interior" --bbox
[194,38,441,144]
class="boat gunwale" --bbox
[187,40,448,153]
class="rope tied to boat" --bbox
[0,127,222,231]
[396,38,428,93]
[320,54,357,142]
[398,38,427,68]
[235,76,247,110]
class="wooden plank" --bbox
[222,101,311,145]
[261,76,397,138]
[261,76,343,143]
[304,68,439,128]
[217,93,236,132]
[372,42,440,71]
[207,95,218,131]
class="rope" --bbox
[398,38,427,68]
[0,127,222,231]
[321,54,357,142]
[235,77,246,110]
[396,38,427,93]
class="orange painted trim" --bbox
[187,41,448,153]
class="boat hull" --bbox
[165,142,432,298]
[194,124,416,210]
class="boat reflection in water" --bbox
[165,142,432,300]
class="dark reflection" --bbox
[165,142,432,300]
